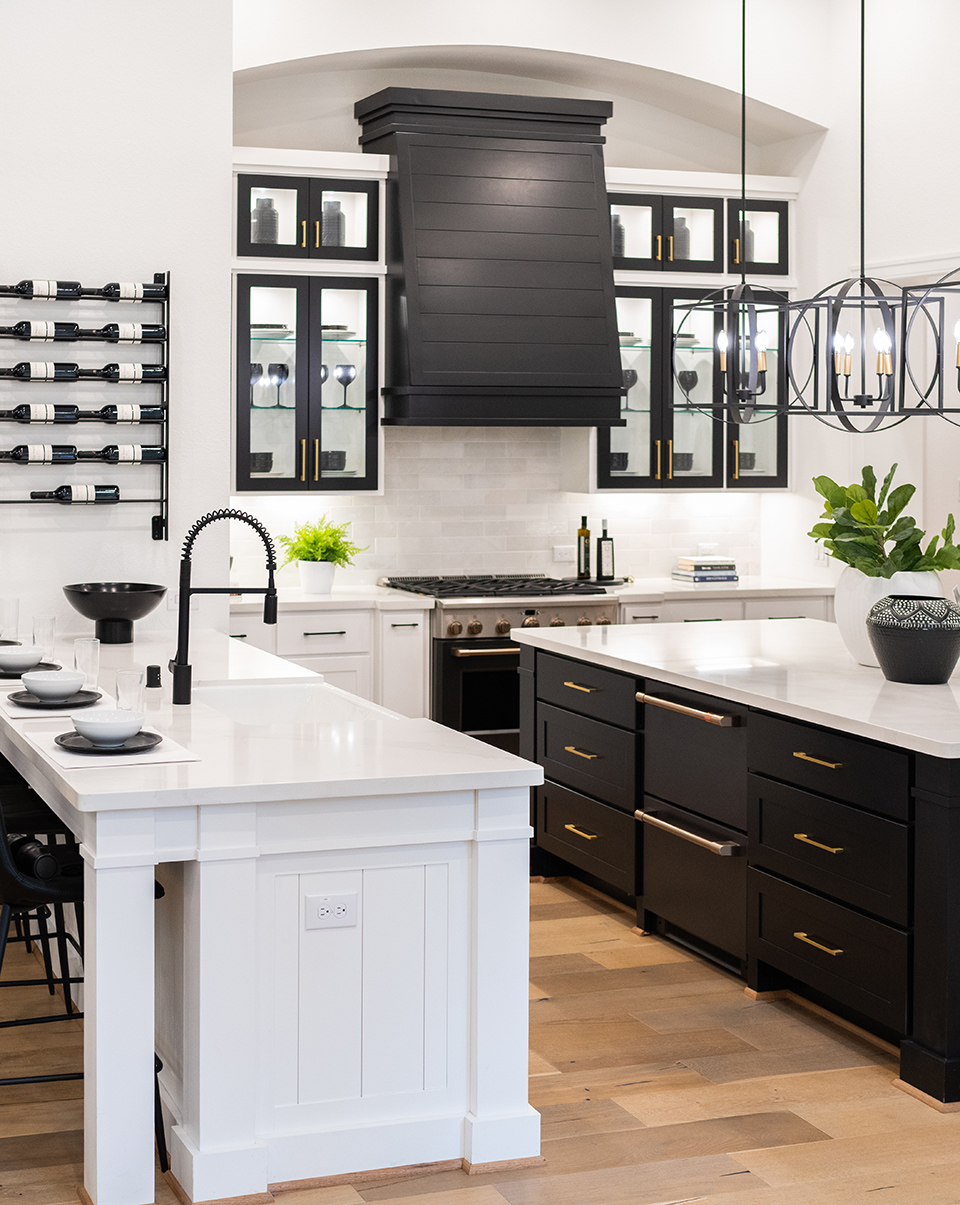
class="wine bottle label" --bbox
[26,445,54,462]
[28,362,56,380]
[29,404,55,423]
[27,322,56,342]
[30,280,57,300]
[116,323,143,343]
[116,445,142,463]
[117,283,144,301]
[117,363,144,383]
[72,485,96,503]
[115,404,139,423]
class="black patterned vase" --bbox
[866,595,960,684]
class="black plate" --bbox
[8,690,102,710]
[54,731,162,756]
[0,661,60,679]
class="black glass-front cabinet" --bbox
[237,174,380,262]
[597,286,787,490]
[726,199,789,276]
[235,274,378,492]
[609,193,725,274]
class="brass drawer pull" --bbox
[451,647,520,658]
[564,745,599,760]
[636,809,742,856]
[793,751,843,770]
[564,823,598,841]
[636,691,739,727]
[564,680,599,693]
[794,931,843,957]
[794,832,844,855]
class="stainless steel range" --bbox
[381,575,624,754]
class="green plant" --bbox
[277,516,367,568]
[809,463,960,578]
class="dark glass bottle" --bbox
[4,444,77,463]
[0,321,80,341]
[81,444,166,464]
[82,363,167,383]
[30,484,120,504]
[97,281,168,302]
[2,403,80,423]
[91,403,165,424]
[577,515,591,580]
[0,362,80,381]
[0,280,83,300]
[90,323,166,343]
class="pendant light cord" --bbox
[860,0,866,283]
[740,0,747,285]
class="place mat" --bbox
[0,689,114,720]
[25,725,199,770]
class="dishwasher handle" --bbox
[636,690,740,727]
[635,808,743,856]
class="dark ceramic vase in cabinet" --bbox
[866,594,960,684]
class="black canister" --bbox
[866,594,960,684]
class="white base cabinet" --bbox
[620,593,832,626]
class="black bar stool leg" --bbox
[154,1056,169,1173]
[34,907,56,996]
[52,902,74,1014]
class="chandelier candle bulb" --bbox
[844,332,854,377]
[717,330,728,372]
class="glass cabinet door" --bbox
[609,193,663,271]
[597,289,660,487]
[308,180,379,262]
[726,290,788,487]
[237,176,310,259]
[667,289,724,486]
[662,196,724,274]
[727,199,788,276]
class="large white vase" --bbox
[833,565,946,667]
[298,559,336,595]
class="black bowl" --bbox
[63,582,167,644]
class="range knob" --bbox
[467,619,483,636]
[447,619,463,636]
[577,616,593,626]
[597,615,612,625]
[549,616,566,627]
[521,610,540,628]
[495,619,511,635]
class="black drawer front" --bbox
[749,775,909,926]
[642,681,747,830]
[538,702,636,813]
[537,651,638,727]
[537,780,638,895]
[641,797,747,960]
[748,712,909,821]
[749,868,908,1033]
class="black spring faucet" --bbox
[170,509,278,705]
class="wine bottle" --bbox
[97,281,168,302]
[0,321,80,341]
[0,280,83,300]
[0,403,80,424]
[83,363,166,383]
[80,444,166,464]
[596,519,615,581]
[30,484,120,504]
[0,361,80,381]
[89,323,166,343]
[3,444,78,463]
[90,403,165,424]
[577,515,591,580]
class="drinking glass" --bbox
[32,616,56,661]
[0,597,19,644]
[115,669,144,713]
[74,638,100,691]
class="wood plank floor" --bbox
[5,879,960,1204]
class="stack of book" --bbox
[672,556,739,583]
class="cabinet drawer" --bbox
[283,653,373,701]
[537,651,638,727]
[655,600,744,623]
[537,780,637,895]
[538,702,637,813]
[640,798,747,961]
[743,598,828,621]
[276,610,372,657]
[748,712,909,820]
[228,615,277,655]
[749,867,908,1033]
[749,775,909,926]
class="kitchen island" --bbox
[515,618,960,1108]
[0,631,542,1205]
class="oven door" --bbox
[432,636,522,755]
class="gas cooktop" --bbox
[382,574,625,599]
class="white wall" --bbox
[0,2,234,643]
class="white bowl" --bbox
[0,645,45,672]
[71,709,144,748]
[21,669,85,702]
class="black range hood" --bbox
[355,88,625,427]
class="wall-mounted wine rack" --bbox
[0,271,169,539]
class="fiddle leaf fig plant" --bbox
[278,516,367,567]
[809,463,960,578]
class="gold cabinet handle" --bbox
[793,751,843,770]
[313,438,319,481]
[301,220,307,248]
[794,931,843,957]
[668,234,674,261]
[451,647,520,658]
[733,438,739,480]
[734,236,740,264]
[667,438,673,479]
[564,745,599,760]
[794,833,844,855]
[655,234,662,261]
[655,439,661,480]
[637,690,739,727]
[564,823,598,841]
[315,220,320,249]
[563,680,599,694]
[300,438,306,482]
[636,809,743,856]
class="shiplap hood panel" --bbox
[355,88,624,427]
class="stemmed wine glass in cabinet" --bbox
[267,362,290,408]
[333,363,357,409]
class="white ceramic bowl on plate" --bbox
[21,669,85,701]
[0,645,45,673]
[71,710,144,748]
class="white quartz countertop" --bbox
[515,618,960,758]
[230,583,435,614]
[615,575,835,602]
[0,630,540,812]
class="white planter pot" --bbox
[833,565,945,667]
[298,560,336,595]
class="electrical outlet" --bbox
[553,545,576,563]
[304,892,358,930]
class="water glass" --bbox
[74,638,100,691]
[115,669,144,713]
[32,616,56,661]
[0,597,18,643]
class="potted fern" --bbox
[278,516,367,595]
[809,463,960,665]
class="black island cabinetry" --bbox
[520,639,960,1106]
